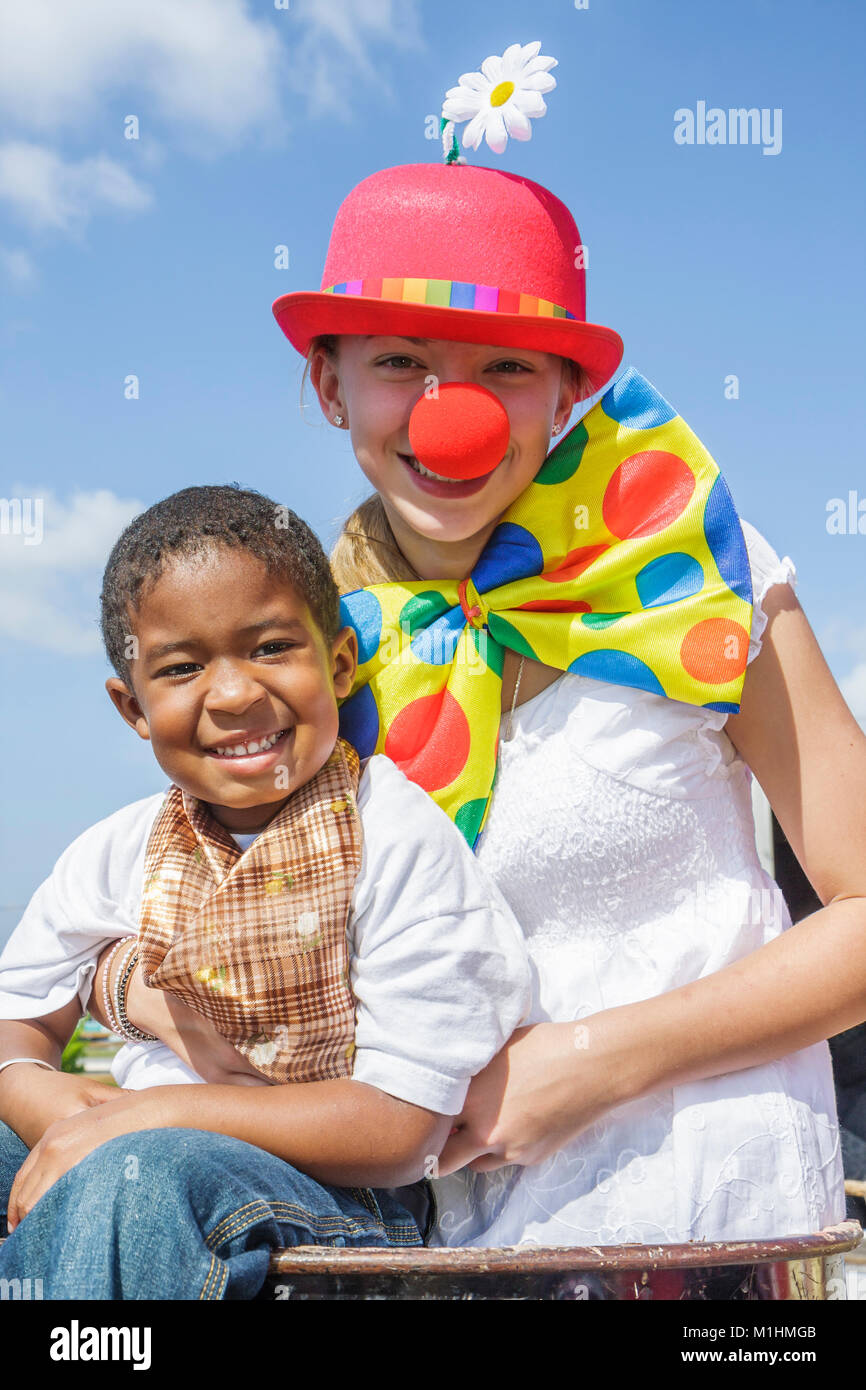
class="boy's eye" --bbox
[255,640,298,656]
[157,663,201,679]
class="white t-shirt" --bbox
[0,755,532,1116]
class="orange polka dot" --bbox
[384,689,471,793]
[541,543,609,583]
[680,619,750,683]
[602,452,696,540]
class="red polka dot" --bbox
[541,543,609,583]
[602,452,696,540]
[517,600,592,613]
[384,689,471,793]
[680,618,750,684]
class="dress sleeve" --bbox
[347,756,533,1115]
[739,518,798,666]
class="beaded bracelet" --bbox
[114,947,157,1044]
[101,936,135,1037]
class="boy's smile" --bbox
[106,546,356,833]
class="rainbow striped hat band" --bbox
[323,277,577,320]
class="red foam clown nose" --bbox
[408,383,510,480]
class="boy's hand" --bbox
[0,1065,119,1151]
[6,1089,158,1231]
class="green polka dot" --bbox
[535,420,588,486]
[581,611,629,629]
[455,798,488,845]
[487,613,539,660]
[470,624,504,677]
[399,590,453,635]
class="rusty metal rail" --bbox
[264,1220,862,1300]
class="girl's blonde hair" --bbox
[301,333,594,593]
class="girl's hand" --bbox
[0,1064,119,1151]
[436,1019,623,1177]
[89,944,269,1087]
[6,1089,159,1231]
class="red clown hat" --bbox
[273,162,624,394]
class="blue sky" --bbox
[1,0,864,946]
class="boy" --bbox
[0,485,530,1297]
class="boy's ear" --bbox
[331,626,358,700]
[105,677,151,742]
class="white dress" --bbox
[430,520,846,1247]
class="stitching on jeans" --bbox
[209,1204,377,1249]
[206,1202,371,1250]
[213,1263,228,1301]
[198,1251,218,1301]
[206,1199,419,1254]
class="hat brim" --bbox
[272,292,624,396]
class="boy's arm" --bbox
[7,1077,453,1228]
[0,1005,118,1150]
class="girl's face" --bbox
[312,336,578,578]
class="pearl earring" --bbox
[334,414,344,427]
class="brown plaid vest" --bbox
[137,738,363,1084]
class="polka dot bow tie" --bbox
[338,368,753,848]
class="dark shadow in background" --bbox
[774,815,866,1225]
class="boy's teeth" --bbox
[214,730,284,757]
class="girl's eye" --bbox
[488,360,531,374]
[377,355,421,370]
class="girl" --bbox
[262,145,866,1245]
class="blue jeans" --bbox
[0,1120,427,1299]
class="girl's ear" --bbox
[105,677,151,742]
[330,626,358,700]
[309,344,346,425]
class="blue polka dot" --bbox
[601,368,677,429]
[410,605,466,664]
[703,700,741,713]
[569,648,666,696]
[338,685,379,758]
[635,553,704,608]
[471,523,544,593]
[339,590,382,665]
[703,475,752,602]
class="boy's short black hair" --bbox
[100,484,341,686]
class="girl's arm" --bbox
[439,582,866,1174]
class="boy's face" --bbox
[106,546,357,832]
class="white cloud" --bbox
[0,246,36,285]
[0,142,151,231]
[0,0,426,252]
[0,0,283,145]
[282,0,424,118]
[0,488,143,655]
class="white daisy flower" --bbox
[442,41,557,155]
